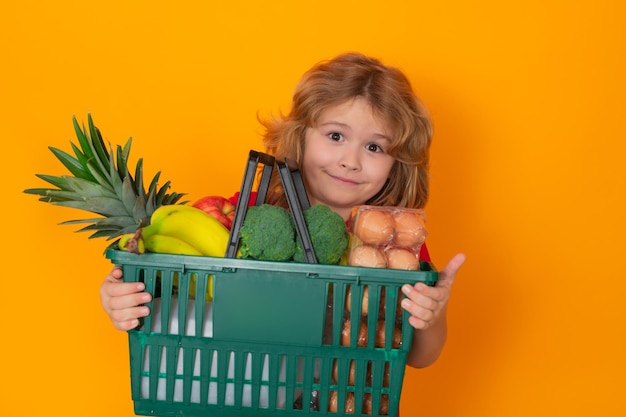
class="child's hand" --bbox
[99,266,152,331]
[401,253,465,330]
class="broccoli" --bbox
[238,204,296,261]
[293,204,349,265]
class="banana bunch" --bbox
[119,204,230,256]
[118,204,231,301]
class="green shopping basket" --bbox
[107,150,438,416]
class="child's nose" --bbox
[339,151,360,171]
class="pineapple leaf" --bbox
[89,229,121,240]
[64,176,118,199]
[61,219,139,240]
[122,139,132,164]
[165,192,187,206]
[23,187,59,197]
[60,218,110,225]
[73,116,95,161]
[75,224,118,233]
[132,196,148,221]
[75,117,109,182]
[145,173,160,215]
[69,142,97,183]
[121,176,138,215]
[35,190,86,201]
[88,114,111,168]
[54,196,130,217]
[48,146,89,179]
[85,163,115,192]
[108,146,124,198]
[115,142,130,185]
[134,158,147,203]
[156,179,172,203]
[117,223,144,236]
[30,174,72,191]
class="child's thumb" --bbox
[436,253,466,288]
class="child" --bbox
[100,52,465,370]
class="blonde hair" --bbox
[261,52,432,209]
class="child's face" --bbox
[302,97,395,220]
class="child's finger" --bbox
[436,253,466,289]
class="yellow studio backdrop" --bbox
[2,1,624,416]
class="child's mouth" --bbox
[329,173,359,186]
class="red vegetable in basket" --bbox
[192,195,236,230]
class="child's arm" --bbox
[100,267,152,331]
[401,253,466,368]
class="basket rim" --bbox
[106,249,438,285]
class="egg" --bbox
[340,318,368,347]
[345,285,370,316]
[328,391,338,413]
[329,391,386,415]
[379,394,389,415]
[331,359,373,386]
[362,393,373,415]
[392,210,427,247]
[385,247,420,270]
[374,319,403,349]
[353,209,394,245]
[348,245,387,268]
[343,392,355,414]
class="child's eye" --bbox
[328,132,343,141]
[366,143,384,153]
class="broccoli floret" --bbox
[239,204,296,261]
[293,204,348,264]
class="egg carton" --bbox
[348,205,427,270]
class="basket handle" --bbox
[225,150,275,258]
[225,150,317,264]
[276,158,317,263]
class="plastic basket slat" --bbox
[317,358,331,412]
[302,355,316,410]
[268,353,283,410]
[181,347,195,404]
[284,354,297,411]
[249,351,262,408]
[331,283,347,346]
[216,350,229,408]
[199,347,212,406]
[164,345,178,401]
[148,343,160,401]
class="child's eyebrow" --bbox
[318,121,350,129]
[372,133,392,142]
[319,121,391,142]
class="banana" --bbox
[136,204,191,241]
[142,205,229,257]
[145,233,214,301]
[148,204,200,228]
[171,272,213,302]
[143,233,214,300]
[143,234,204,256]
[118,233,134,250]
[118,205,212,245]
[124,205,224,301]
[118,230,145,254]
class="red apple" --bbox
[192,195,236,230]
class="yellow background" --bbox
[2,1,624,416]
